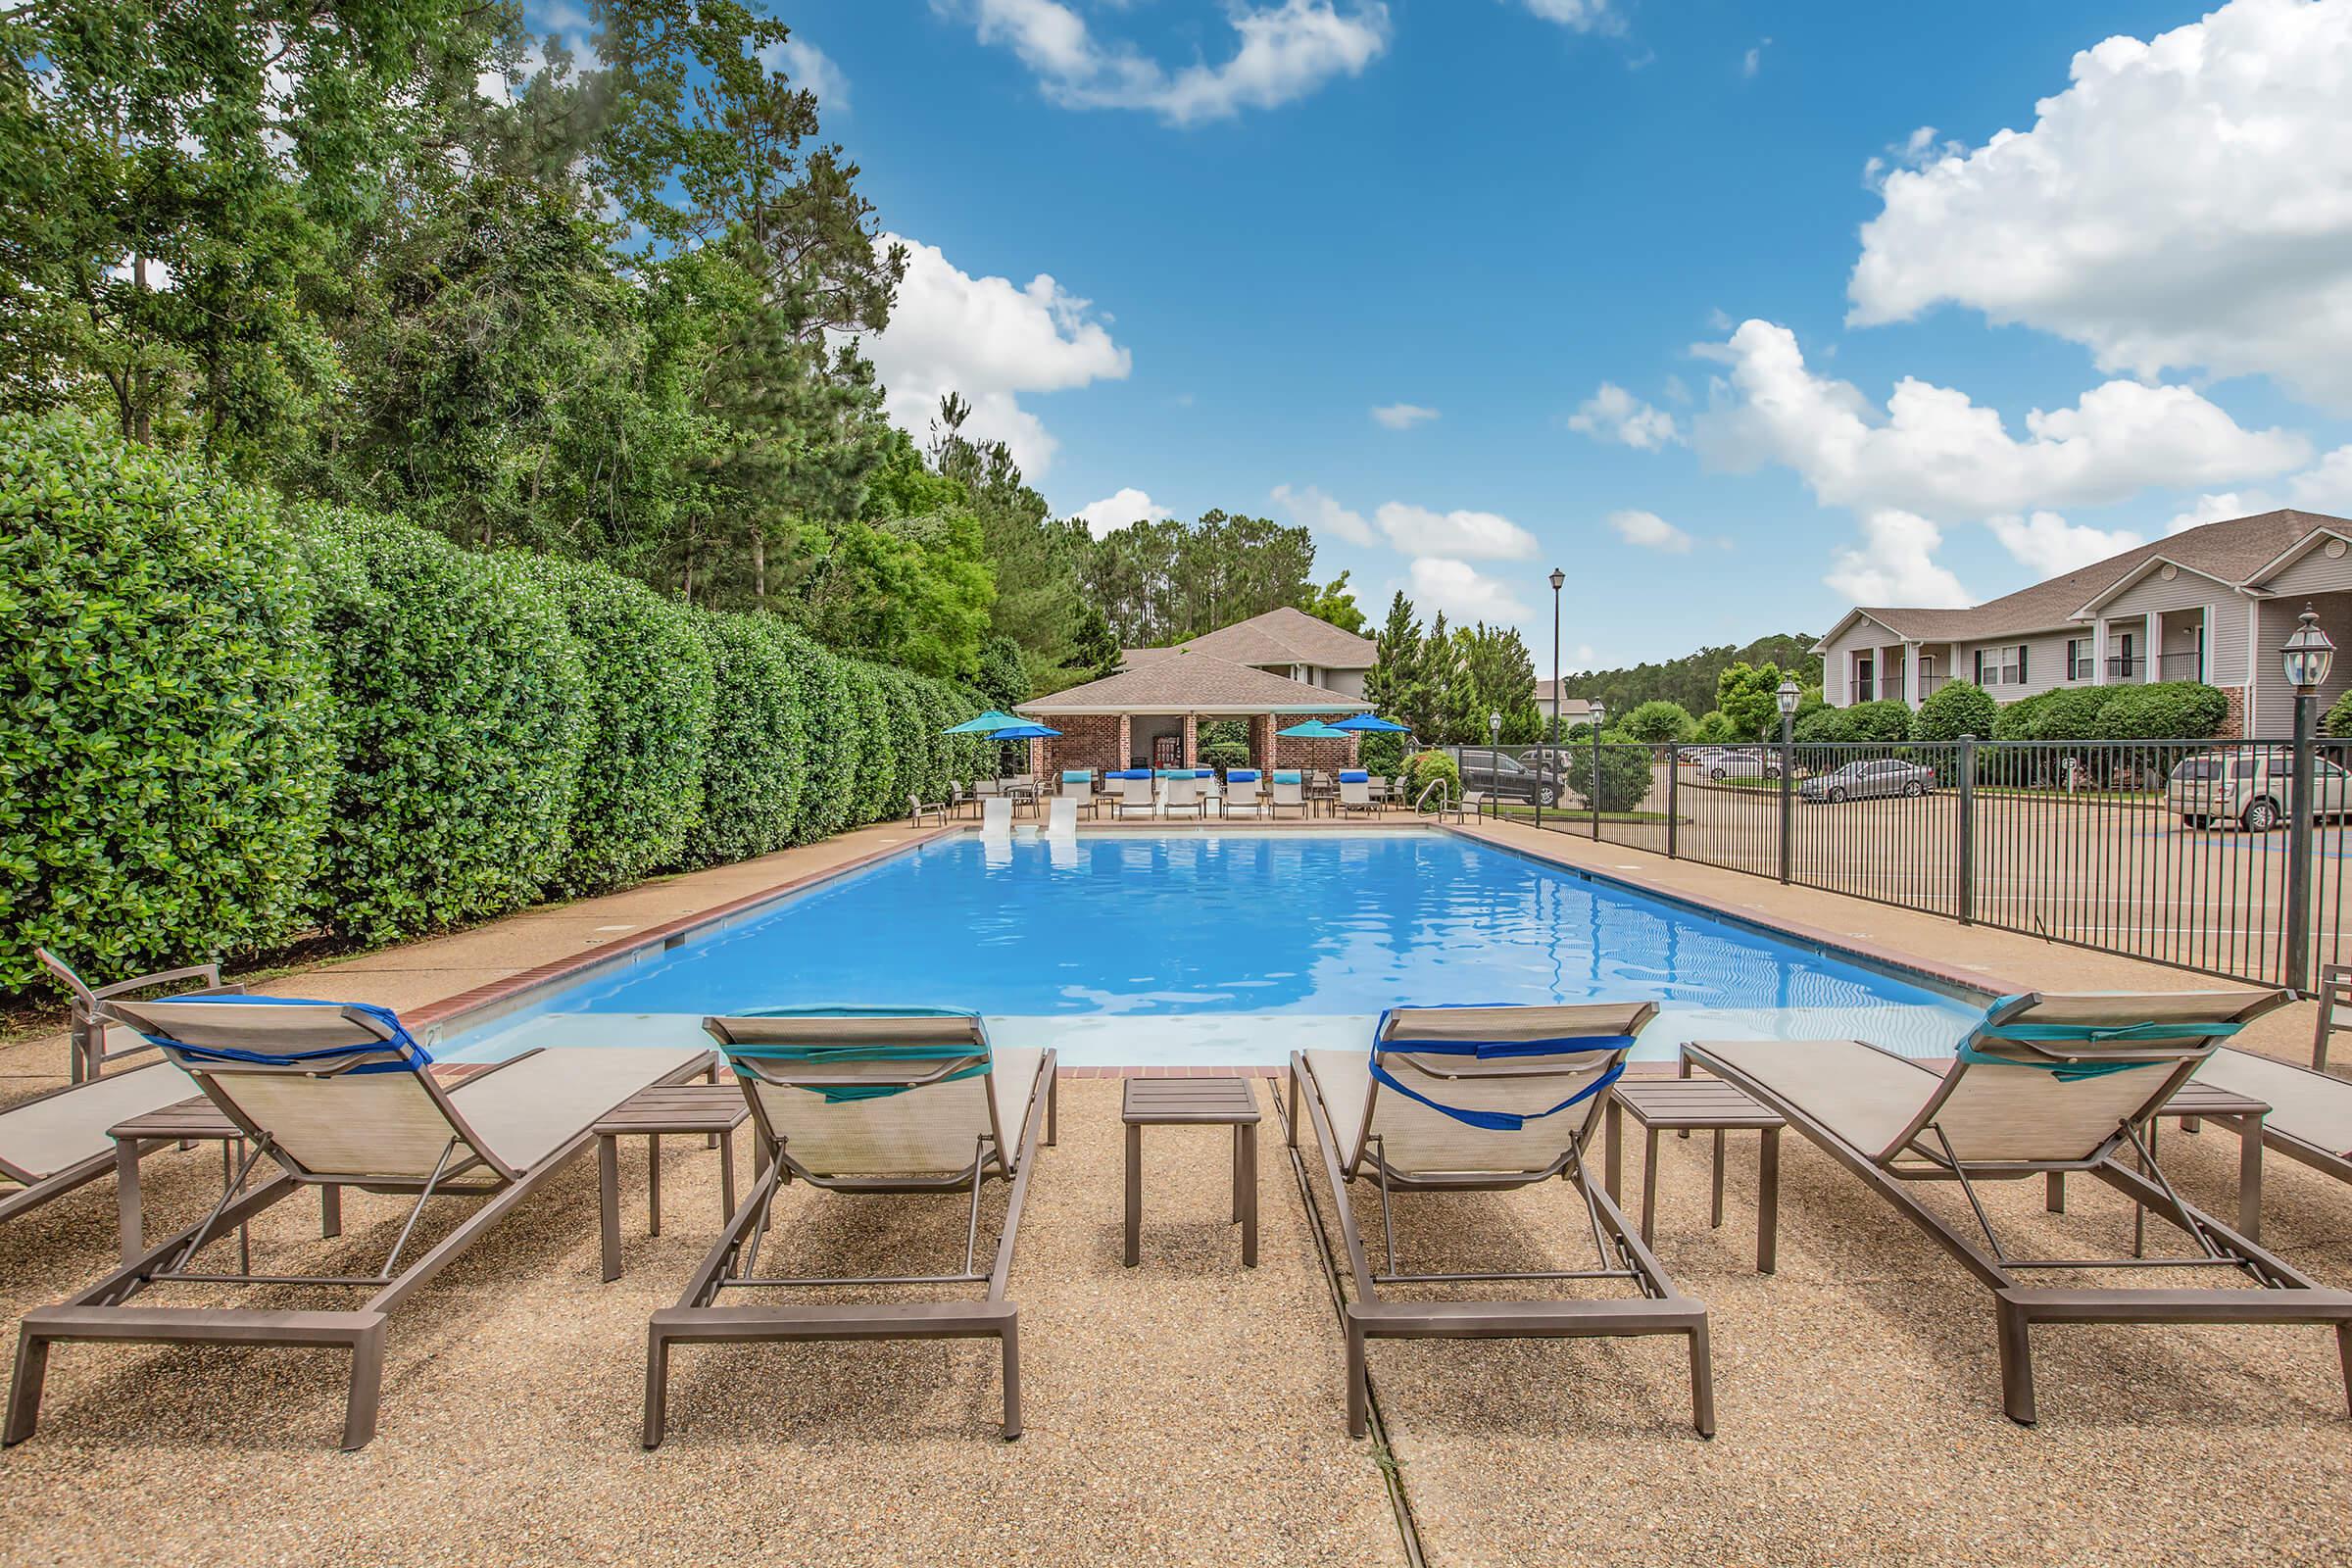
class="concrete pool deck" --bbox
[3,817,2348,1565]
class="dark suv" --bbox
[1454,748,1561,807]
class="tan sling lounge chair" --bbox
[2189,1047,2352,1213]
[645,1008,1056,1446]
[3,996,706,1450]
[1289,1002,1713,1438]
[1686,989,2352,1427]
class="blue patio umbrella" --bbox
[1276,719,1351,739]
[944,709,1025,734]
[1327,713,1410,733]
[984,723,1061,741]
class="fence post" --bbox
[2287,694,2318,994]
[1667,750,1679,859]
[1956,734,1977,926]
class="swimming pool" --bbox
[439,829,1985,1066]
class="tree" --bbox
[1364,592,1437,739]
[1556,633,1820,715]
[1077,512,1317,645]
[1304,571,1367,634]
[1715,662,1788,741]
[1914,680,1996,744]
[1619,700,1696,744]
[1449,621,1541,743]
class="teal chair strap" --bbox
[1961,1018,2242,1082]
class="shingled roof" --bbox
[1828,509,2352,647]
[1169,606,1376,669]
[1017,649,1372,714]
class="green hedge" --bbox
[794,637,859,840]
[531,557,716,893]
[0,415,336,990]
[300,509,592,945]
[1914,680,1996,744]
[1994,682,2228,742]
[686,612,808,864]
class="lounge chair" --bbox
[3,997,706,1450]
[646,1009,1056,1445]
[1163,774,1205,819]
[1224,768,1264,818]
[1336,770,1375,816]
[1288,1003,1713,1438]
[1685,990,2352,1427]
[1058,770,1100,819]
[1046,798,1077,838]
[37,948,242,1085]
[1110,770,1155,819]
[981,797,1013,836]
[2187,1047,2352,1218]
[1270,771,1309,819]
[908,792,949,826]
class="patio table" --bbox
[594,1082,751,1281]
[1602,1076,1783,1272]
[1123,1077,1259,1267]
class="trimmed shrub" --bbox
[527,557,716,894]
[1402,749,1460,808]
[1356,731,1407,776]
[1690,710,1738,746]
[686,612,807,864]
[2327,688,2352,739]
[1199,718,1251,772]
[1914,680,1996,744]
[299,509,590,944]
[794,639,859,839]
[874,665,933,808]
[1840,700,1915,744]
[1618,700,1696,744]
[2095,680,2229,740]
[839,662,897,822]
[1566,734,1655,813]
[1791,707,1849,745]
[1,415,336,992]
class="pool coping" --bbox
[404,817,2004,1067]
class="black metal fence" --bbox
[1473,735,2352,991]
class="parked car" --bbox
[1454,747,1560,807]
[2167,748,2352,831]
[1798,759,1935,803]
[1692,746,1781,781]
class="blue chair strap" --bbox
[1369,1054,1625,1132]
[129,996,431,1075]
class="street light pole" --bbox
[1589,700,1606,841]
[1547,566,1564,833]
[1777,678,1800,886]
[2282,604,2336,993]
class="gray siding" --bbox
[1822,617,1905,704]
[2095,569,2247,684]
[2261,543,2352,598]
[2252,593,2352,737]
[1953,629,2082,701]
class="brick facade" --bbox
[1039,712,1125,776]
[1272,713,1363,773]
[2220,685,2247,740]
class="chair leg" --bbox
[1000,1316,1023,1441]
[3,1328,50,1446]
[1345,1315,1369,1439]
[642,1330,670,1449]
[1995,1297,2036,1427]
[341,1323,386,1451]
[2337,1322,2351,1418]
[1688,1320,1716,1439]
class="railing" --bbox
[1502,735,2352,991]
[2106,656,2145,679]
[2159,652,2204,682]
[1916,673,1950,701]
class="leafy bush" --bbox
[793,638,859,839]
[2328,689,2352,739]
[1402,749,1460,808]
[299,508,590,944]
[873,665,934,806]
[1791,707,1849,744]
[1618,700,1695,744]
[1356,730,1407,776]
[686,612,808,864]
[1565,734,1656,813]
[1914,680,1995,744]
[839,662,897,821]
[1840,700,1915,744]
[1199,718,1252,772]
[1,415,336,992]
[527,557,715,893]
[1690,710,1739,746]
[2094,681,2229,740]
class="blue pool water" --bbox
[441,830,1985,1066]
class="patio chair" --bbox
[1270,771,1309,819]
[1223,768,1265,818]
[1336,770,1376,816]
[1058,770,1100,820]
[37,948,244,1085]
[1046,798,1078,838]
[1288,1002,1711,1437]
[908,792,949,826]
[1684,989,2352,1427]
[1163,774,1206,820]
[3,996,707,1450]
[981,797,1013,836]
[1367,775,1393,812]
[2188,1046,2352,1222]
[1110,770,1156,820]
[647,1009,1056,1445]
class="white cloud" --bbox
[957,0,1389,125]
[861,233,1130,474]
[1376,502,1539,560]
[1271,483,1376,546]
[1849,0,2352,410]
[1741,37,1770,77]
[1607,509,1692,554]
[1826,511,1970,607]
[1370,402,1439,430]
[1566,382,1681,451]
[760,36,850,110]
[2290,445,2352,513]
[2165,491,2271,535]
[1408,557,1532,622]
[104,255,176,291]
[1985,511,2144,576]
[1512,0,1621,34]
[1075,487,1172,537]
[1692,319,2308,519]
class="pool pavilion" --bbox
[1012,649,1373,777]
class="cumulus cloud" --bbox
[956,0,1389,125]
[1607,509,1692,553]
[1408,557,1532,621]
[1848,0,2352,410]
[1371,402,1439,430]
[1741,38,1770,77]
[1271,482,1376,546]
[1826,512,1970,607]
[1075,487,1172,537]
[1512,0,1621,34]
[1567,382,1681,451]
[760,36,850,110]
[861,233,1131,475]
[1692,319,2307,519]
[1985,512,2145,576]
[1376,502,1539,560]
[2290,445,2352,513]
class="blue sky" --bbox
[531,0,2352,668]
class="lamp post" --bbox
[1548,566,1566,747]
[2283,604,2337,992]
[1777,678,1801,885]
[1487,710,1503,822]
[1588,699,1606,840]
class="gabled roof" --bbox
[1822,509,2352,648]
[1016,650,1373,715]
[1170,606,1377,669]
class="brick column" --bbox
[1028,737,1046,777]
[1348,732,1360,764]
[1118,713,1133,769]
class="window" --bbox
[2067,638,2091,681]
[1853,654,1875,703]
[1972,650,1986,686]
[2004,644,2028,685]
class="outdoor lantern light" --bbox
[2283,604,2336,692]
[1488,710,1503,740]
[1777,678,1801,717]
[1548,566,1566,593]
[1591,700,1606,731]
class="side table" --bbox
[594,1083,751,1282]
[1122,1078,1260,1268]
